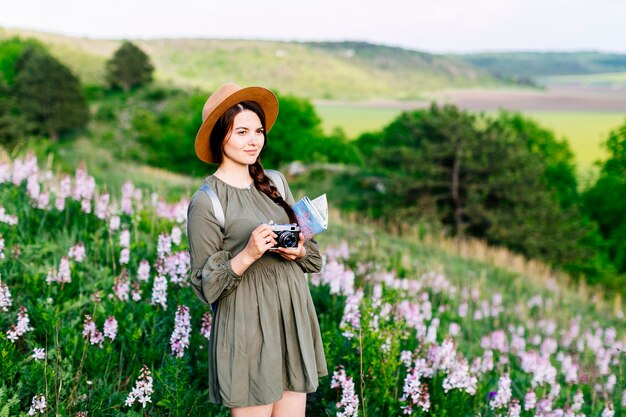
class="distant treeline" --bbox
[462,51,626,79]
[1,37,626,294]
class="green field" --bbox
[315,103,625,174]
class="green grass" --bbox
[315,103,626,174]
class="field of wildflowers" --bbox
[0,153,624,416]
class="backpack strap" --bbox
[199,183,225,233]
[265,169,285,198]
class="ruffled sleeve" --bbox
[187,189,242,305]
[272,171,324,274]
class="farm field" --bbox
[315,86,626,174]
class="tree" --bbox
[0,37,45,86]
[12,48,89,140]
[105,41,154,92]
[0,75,30,147]
[356,105,606,277]
[584,121,626,276]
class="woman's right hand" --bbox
[244,223,278,260]
[230,224,277,276]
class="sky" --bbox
[2,0,626,53]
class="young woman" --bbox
[187,83,327,417]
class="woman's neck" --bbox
[214,163,253,188]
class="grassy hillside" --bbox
[0,27,509,100]
[0,149,623,416]
[461,51,626,79]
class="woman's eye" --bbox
[256,129,264,134]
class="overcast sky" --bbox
[2,0,625,53]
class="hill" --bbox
[0,27,508,100]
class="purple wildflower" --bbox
[170,305,191,358]
[6,306,32,342]
[27,394,46,415]
[125,365,153,408]
[200,311,212,340]
[0,276,12,311]
[330,367,359,417]
[104,316,118,341]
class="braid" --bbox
[249,161,297,224]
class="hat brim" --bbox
[195,86,279,164]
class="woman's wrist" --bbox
[230,249,257,276]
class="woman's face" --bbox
[221,110,265,167]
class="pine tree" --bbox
[105,41,154,92]
[12,48,89,140]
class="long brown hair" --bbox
[210,101,297,224]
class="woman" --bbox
[187,83,328,417]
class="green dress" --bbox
[187,172,328,408]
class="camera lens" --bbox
[279,232,298,248]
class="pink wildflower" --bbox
[0,276,12,311]
[104,316,118,341]
[131,281,142,301]
[0,207,18,225]
[120,229,131,248]
[442,357,477,395]
[171,226,182,246]
[150,275,168,309]
[32,347,46,361]
[94,193,110,219]
[112,270,130,302]
[601,402,614,417]
[82,315,104,348]
[68,242,85,263]
[125,365,153,408]
[157,233,172,258]
[58,257,71,283]
[401,363,430,414]
[121,181,135,215]
[340,289,363,339]
[170,305,192,358]
[6,306,32,342]
[571,390,584,412]
[27,394,46,415]
[330,367,359,417]
[119,248,130,265]
[109,215,121,231]
[524,390,537,410]
[200,311,212,340]
[137,260,151,281]
[165,251,190,287]
[490,373,512,409]
[507,399,521,417]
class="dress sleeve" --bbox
[274,171,324,274]
[187,191,242,305]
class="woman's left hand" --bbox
[273,233,307,261]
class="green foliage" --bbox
[0,37,46,86]
[12,47,89,140]
[263,94,362,167]
[351,105,620,291]
[105,41,154,92]
[584,120,626,281]
[0,76,29,148]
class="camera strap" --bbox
[198,170,285,233]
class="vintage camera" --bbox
[269,221,300,248]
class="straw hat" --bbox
[195,83,279,163]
